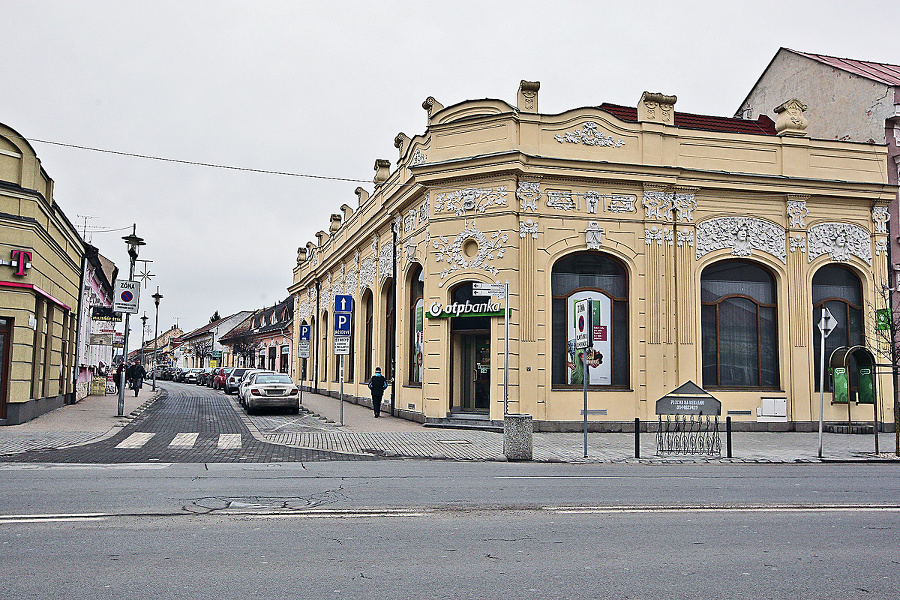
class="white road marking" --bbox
[169,432,200,448]
[542,505,900,514]
[218,433,242,449]
[115,432,155,449]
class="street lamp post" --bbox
[140,313,148,372]
[117,224,145,417]
[152,287,162,391]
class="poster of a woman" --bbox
[565,291,612,385]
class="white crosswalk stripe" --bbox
[169,432,200,448]
[115,432,155,449]
[218,433,242,449]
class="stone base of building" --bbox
[0,393,71,426]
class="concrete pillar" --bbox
[503,413,533,461]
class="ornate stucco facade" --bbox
[290,82,897,431]
[1,123,84,424]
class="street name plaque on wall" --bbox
[655,380,721,416]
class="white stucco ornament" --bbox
[677,230,694,248]
[873,206,889,234]
[520,219,538,239]
[431,219,509,287]
[790,235,806,253]
[645,226,673,246]
[584,191,600,214]
[435,186,508,216]
[643,190,672,220]
[379,240,395,282]
[547,191,577,211]
[807,222,871,265]
[555,121,625,148]
[585,221,604,249]
[516,181,541,212]
[607,195,636,213]
[695,217,787,264]
[411,148,427,165]
[360,257,375,290]
[787,200,809,228]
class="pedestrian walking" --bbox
[368,367,388,418]
[115,363,125,395]
[129,362,146,397]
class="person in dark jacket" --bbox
[367,367,388,418]
[128,362,146,396]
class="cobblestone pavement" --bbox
[1,382,898,463]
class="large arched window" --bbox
[320,311,328,382]
[552,252,629,387]
[812,265,863,391]
[361,289,373,381]
[383,279,395,381]
[408,265,424,384]
[701,260,778,388]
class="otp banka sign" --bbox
[426,300,504,319]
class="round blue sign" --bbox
[578,315,585,331]
[121,291,134,303]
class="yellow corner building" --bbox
[290,82,897,432]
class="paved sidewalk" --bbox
[2,382,899,463]
[0,384,158,454]
[256,389,900,463]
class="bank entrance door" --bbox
[453,333,490,413]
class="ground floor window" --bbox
[701,260,778,388]
[812,264,863,392]
[551,252,629,387]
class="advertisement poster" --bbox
[412,299,424,382]
[567,291,611,385]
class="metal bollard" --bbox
[634,418,640,458]
[726,416,733,458]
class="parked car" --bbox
[197,368,214,385]
[183,368,203,384]
[212,367,232,390]
[238,370,275,407]
[173,368,187,382]
[243,372,300,414]
[224,368,253,394]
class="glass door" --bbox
[0,318,10,420]
[459,333,490,412]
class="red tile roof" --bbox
[598,103,777,136]
[789,49,900,87]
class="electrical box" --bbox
[757,397,787,421]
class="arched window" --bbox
[382,279,395,381]
[408,265,424,384]
[320,311,328,382]
[812,265,863,391]
[701,260,778,388]
[552,252,629,387]
[361,289,373,381]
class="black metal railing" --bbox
[656,415,721,456]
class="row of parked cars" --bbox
[165,366,301,414]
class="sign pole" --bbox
[818,306,835,458]
[504,280,510,416]
[583,348,589,458]
[340,354,344,426]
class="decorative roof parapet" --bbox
[329,214,342,234]
[517,80,540,113]
[355,186,370,206]
[773,99,809,137]
[394,132,411,158]
[422,96,444,122]
[340,203,354,222]
[638,91,677,124]
[374,159,391,188]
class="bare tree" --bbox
[869,283,899,456]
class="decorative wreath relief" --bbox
[434,186,508,216]
[695,217,787,264]
[431,220,509,287]
[555,122,625,148]
[807,222,871,265]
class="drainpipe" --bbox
[71,250,88,404]
[391,219,398,417]
[314,278,320,395]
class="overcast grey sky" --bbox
[2,1,896,348]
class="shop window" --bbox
[812,265,863,392]
[551,252,629,387]
[408,265,424,384]
[701,260,778,388]
[383,279,394,380]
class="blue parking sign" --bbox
[299,324,311,341]
[334,294,353,313]
[333,295,353,337]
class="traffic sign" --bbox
[334,294,353,313]
[574,298,591,349]
[298,324,311,358]
[334,335,350,355]
[817,306,837,338]
[334,312,352,336]
[113,280,140,314]
[472,282,506,297]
